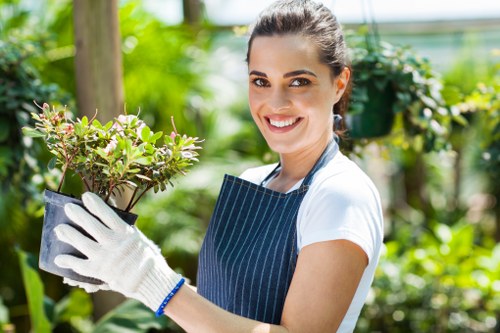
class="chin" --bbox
[264,139,300,155]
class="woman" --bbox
[54,0,384,332]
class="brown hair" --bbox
[246,0,352,133]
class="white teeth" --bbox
[269,118,298,128]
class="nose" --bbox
[267,87,291,112]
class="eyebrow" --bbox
[249,69,317,78]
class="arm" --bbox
[56,192,367,333]
[165,240,367,333]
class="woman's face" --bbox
[248,34,348,156]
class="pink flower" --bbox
[64,124,74,135]
[104,138,118,155]
[135,121,146,137]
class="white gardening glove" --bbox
[54,192,183,312]
[62,277,109,293]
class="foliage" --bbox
[17,248,52,332]
[23,103,202,211]
[0,39,63,194]
[0,38,68,332]
[92,299,167,333]
[17,247,168,332]
[459,78,500,194]
[347,29,466,151]
[119,1,217,139]
[357,222,500,333]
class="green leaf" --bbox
[16,248,52,333]
[145,144,154,154]
[136,174,152,181]
[93,299,166,333]
[96,149,109,159]
[104,121,113,131]
[81,116,88,127]
[47,157,57,171]
[124,180,138,188]
[54,288,92,325]
[140,126,151,142]
[0,297,9,324]
[92,119,103,129]
[22,127,45,138]
[135,157,153,165]
[150,131,163,143]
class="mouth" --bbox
[265,117,303,132]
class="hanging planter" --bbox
[346,29,452,150]
[348,79,395,139]
[23,103,202,283]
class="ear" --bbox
[333,67,351,104]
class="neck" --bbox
[268,135,332,192]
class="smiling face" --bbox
[248,34,347,157]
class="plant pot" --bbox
[39,189,138,284]
[347,81,396,139]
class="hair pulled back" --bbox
[246,0,352,132]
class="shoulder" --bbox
[297,151,384,262]
[310,151,381,205]
[238,163,278,185]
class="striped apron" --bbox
[197,140,338,324]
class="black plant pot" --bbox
[347,81,396,139]
[39,189,138,284]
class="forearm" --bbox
[164,284,289,333]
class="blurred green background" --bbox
[0,0,499,332]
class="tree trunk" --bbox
[183,0,203,25]
[73,0,124,121]
[73,0,127,320]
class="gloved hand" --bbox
[62,277,110,293]
[54,192,183,312]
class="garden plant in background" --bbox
[347,29,463,152]
[22,102,202,284]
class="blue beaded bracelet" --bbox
[155,277,186,317]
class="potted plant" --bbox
[347,30,451,151]
[22,102,202,283]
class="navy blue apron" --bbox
[197,139,339,324]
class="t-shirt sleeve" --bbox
[298,176,383,264]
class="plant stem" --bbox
[125,186,140,212]
[128,186,152,211]
[89,109,98,123]
[57,164,68,192]
[79,173,91,191]
[105,182,115,203]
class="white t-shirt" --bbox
[239,149,384,333]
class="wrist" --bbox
[155,277,186,317]
[137,261,183,311]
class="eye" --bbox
[290,78,311,87]
[252,78,270,88]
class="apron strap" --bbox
[302,139,339,187]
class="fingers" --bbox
[54,224,98,258]
[55,254,93,278]
[82,192,128,232]
[64,203,112,243]
[62,277,104,293]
